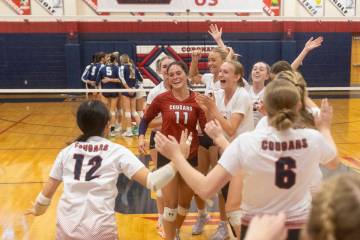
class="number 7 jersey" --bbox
[49,136,144,240]
[143,90,207,159]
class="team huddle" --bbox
[26,25,360,240]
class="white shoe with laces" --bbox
[192,213,211,235]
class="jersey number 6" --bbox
[73,154,103,181]
[275,157,296,189]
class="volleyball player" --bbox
[81,53,96,99]
[26,100,181,240]
[155,79,339,240]
[86,52,106,100]
[138,61,207,240]
[144,55,174,238]
[97,54,124,137]
[119,54,141,137]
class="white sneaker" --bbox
[109,131,116,137]
[122,131,133,137]
[114,126,122,133]
[192,213,211,235]
[210,221,229,240]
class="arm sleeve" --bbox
[217,136,244,176]
[49,150,65,181]
[139,96,162,135]
[119,66,127,86]
[116,147,145,179]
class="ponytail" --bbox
[269,109,297,131]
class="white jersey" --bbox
[214,87,254,139]
[202,73,249,97]
[202,73,221,96]
[146,81,167,105]
[50,136,144,240]
[246,86,265,126]
[218,126,336,227]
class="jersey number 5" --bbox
[275,157,296,189]
[175,111,188,125]
[73,154,103,181]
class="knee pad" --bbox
[110,111,116,117]
[156,189,162,198]
[137,111,144,118]
[177,206,189,216]
[163,207,177,222]
[131,111,139,117]
[124,112,131,119]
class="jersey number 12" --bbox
[73,154,103,181]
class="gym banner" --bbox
[298,0,324,16]
[3,0,31,15]
[263,0,281,16]
[34,0,64,15]
[82,0,109,15]
[98,0,263,13]
[328,0,356,16]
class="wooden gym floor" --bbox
[0,94,359,240]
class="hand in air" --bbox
[315,98,333,131]
[208,24,222,41]
[244,213,287,240]
[195,93,216,112]
[191,49,202,61]
[179,129,192,159]
[305,36,323,52]
[155,132,183,162]
[205,120,224,141]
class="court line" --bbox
[0,117,75,129]
[0,114,31,135]
[0,181,45,185]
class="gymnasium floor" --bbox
[0,94,359,240]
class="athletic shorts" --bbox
[157,152,198,168]
[199,134,214,149]
[122,92,137,98]
[103,92,119,98]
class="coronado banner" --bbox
[3,0,31,15]
[298,0,324,16]
[328,0,356,16]
[34,0,64,15]
[98,0,263,13]
[263,0,281,16]
[82,0,109,15]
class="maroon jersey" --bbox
[144,90,206,159]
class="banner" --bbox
[298,0,324,16]
[3,0,31,15]
[34,0,63,15]
[98,0,263,13]
[82,0,109,15]
[328,0,356,16]
[263,0,281,16]
[136,45,217,83]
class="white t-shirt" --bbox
[146,81,167,105]
[50,136,144,240]
[218,127,336,226]
[246,86,265,126]
[215,87,254,139]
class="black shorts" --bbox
[221,182,230,202]
[86,82,96,90]
[149,129,158,150]
[157,152,198,168]
[199,134,214,149]
[103,92,119,98]
[122,92,137,98]
[240,225,300,240]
